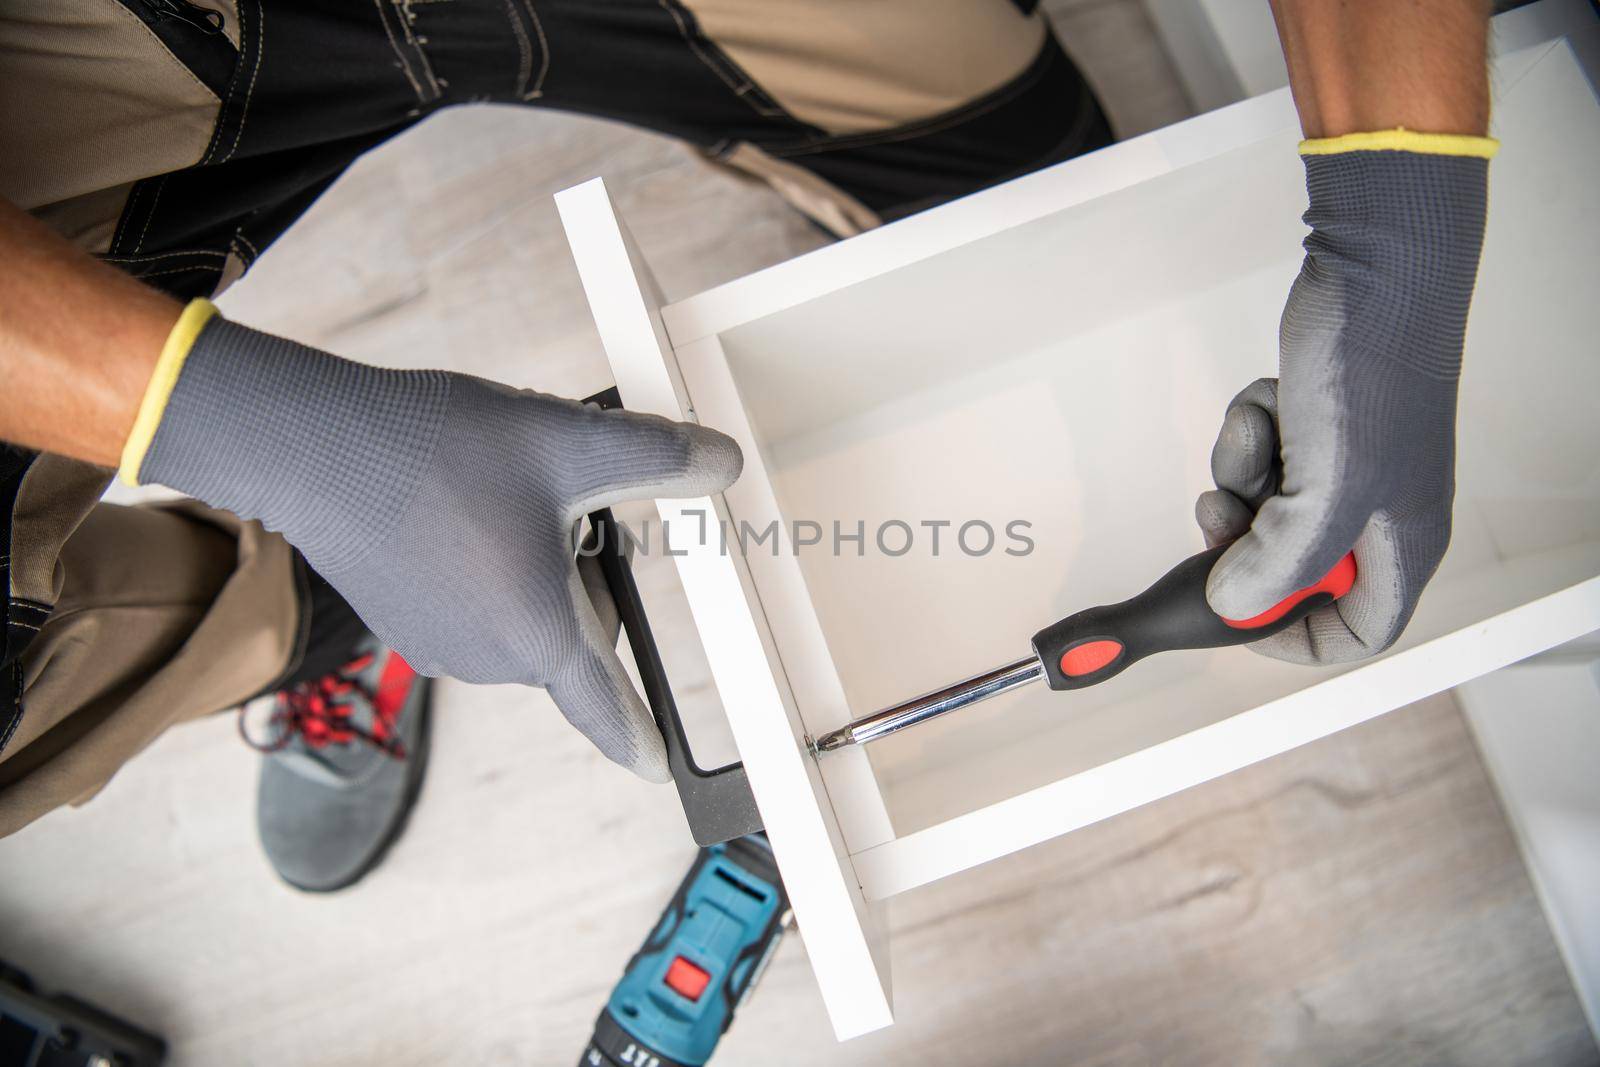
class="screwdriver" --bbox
[811,544,1357,754]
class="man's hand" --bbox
[1195,0,1493,664]
[133,306,741,782]
[0,198,737,781]
[1196,152,1488,662]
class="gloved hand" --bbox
[123,302,743,782]
[1196,131,1495,664]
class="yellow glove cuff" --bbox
[1299,128,1499,159]
[119,297,219,487]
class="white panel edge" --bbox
[659,135,1175,346]
[553,179,681,417]
[1457,658,1600,1042]
[554,178,895,1040]
[672,334,898,856]
[657,7,1589,351]
[851,576,1600,902]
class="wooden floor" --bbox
[3,3,1597,1064]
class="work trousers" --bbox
[0,0,1112,836]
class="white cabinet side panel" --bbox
[1458,655,1600,1041]
[672,334,896,857]
[555,178,894,1039]
[659,136,1173,346]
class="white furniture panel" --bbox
[555,182,896,1038]
[1458,643,1600,1041]
[560,29,1600,1040]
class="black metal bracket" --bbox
[582,389,762,846]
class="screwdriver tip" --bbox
[812,728,852,754]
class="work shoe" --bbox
[240,633,432,892]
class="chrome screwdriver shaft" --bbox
[812,656,1044,753]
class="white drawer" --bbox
[557,30,1600,1040]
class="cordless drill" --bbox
[580,834,790,1067]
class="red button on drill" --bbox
[664,956,711,1000]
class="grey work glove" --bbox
[136,313,742,782]
[1196,139,1492,664]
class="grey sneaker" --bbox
[241,633,432,893]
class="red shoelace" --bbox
[239,650,414,760]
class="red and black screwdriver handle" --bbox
[1031,545,1358,691]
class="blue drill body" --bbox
[581,834,789,1067]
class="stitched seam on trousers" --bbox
[234,232,261,261]
[106,185,136,255]
[102,250,228,263]
[102,251,228,279]
[128,264,226,281]
[502,0,533,98]
[1,531,17,758]
[0,666,21,758]
[657,0,790,120]
[132,174,170,254]
[395,0,444,101]
[111,175,167,257]
[520,0,550,99]
[3,553,34,760]
[106,0,219,102]
[217,0,265,164]
[873,69,1101,221]
[375,0,425,100]
[199,0,254,166]
[373,0,429,103]
[770,37,1054,159]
